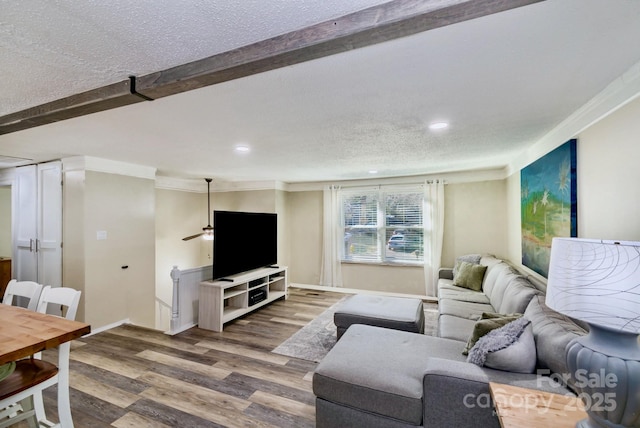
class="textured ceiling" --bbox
[0,0,391,115]
[1,0,640,183]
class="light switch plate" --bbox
[97,230,107,240]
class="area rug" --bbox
[272,297,439,362]
[272,297,348,362]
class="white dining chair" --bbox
[1,280,43,311]
[0,285,82,428]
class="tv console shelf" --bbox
[199,266,288,332]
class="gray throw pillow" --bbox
[452,254,482,276]
[453,261,487,291]
[484,324,536,374]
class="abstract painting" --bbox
[521,139,577,277]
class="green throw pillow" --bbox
[452,261,487,291]
[462,312,523,355]
[0,362,16,382]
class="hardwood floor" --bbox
[34,287,347,428]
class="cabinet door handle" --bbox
[35,239,39,253]
[29,239,34,252]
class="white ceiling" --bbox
[1,0,640,184]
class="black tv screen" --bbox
[212,210,277,280]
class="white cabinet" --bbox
[13,162,62,286]
[199,266,288,332]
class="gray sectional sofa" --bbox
[313,255,588,427]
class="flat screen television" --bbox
[212,210,277,280]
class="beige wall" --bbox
[0,186,11,257]
[288,190,323,285]
[214,189,276,212]
[64,170,156,329]
[155,189,206,306]
[62,170,86,321]
[441,180,507,267]
[287,180,507,295]
[342,264,426,295]
[275,190,290,268]
[506,95,640,279]
[575,97,640,241]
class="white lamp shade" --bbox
[546,237,640,334]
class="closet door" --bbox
[13,165,38,282]
[37,162,62,287]
[13,162,62,286]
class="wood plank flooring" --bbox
[29,287,347,428]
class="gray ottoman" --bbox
[334,294,425,339]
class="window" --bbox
[341,186,424,264]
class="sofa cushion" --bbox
[453,261,487,291]
[313,324,467,425]
[524,295,588,390]
[462,312,523,355]
[497,277,540,314]
[480,261,510,298]
[479,255,504,270]
[438,287,491,304]
[437,314,477,342]
[487,268,521,310]
[438,298,494,320]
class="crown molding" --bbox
[213,180,287,192]
[155,176,286,193]
[507,59,640,176]
[62,156,156,179]
[155,176,207,192]
[286,167,508,192]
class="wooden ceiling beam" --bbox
[0,80,145,135]
[136,0,544,99]
[0,0,544,136]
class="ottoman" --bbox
[334,294,425,339]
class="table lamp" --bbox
[546,237,640,428]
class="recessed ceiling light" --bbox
[369,170,378,174]
[235,145,250,153]
[429,122,449,130]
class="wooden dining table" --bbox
[0,303,91,365]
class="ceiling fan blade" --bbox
[182,232,204,241]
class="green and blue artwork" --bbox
[521,139,577,277]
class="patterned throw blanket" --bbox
[467,317,531,366]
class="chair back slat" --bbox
[36,286,82,321]
[2,280,43,311]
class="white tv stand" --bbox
[199,266,288,332]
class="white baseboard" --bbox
[290,283,437,303]
[85,318,131,336]
[165,322,197,336]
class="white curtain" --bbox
[320,185,343,287]
[423,180,445,297]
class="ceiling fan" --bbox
[182,178,214,241]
